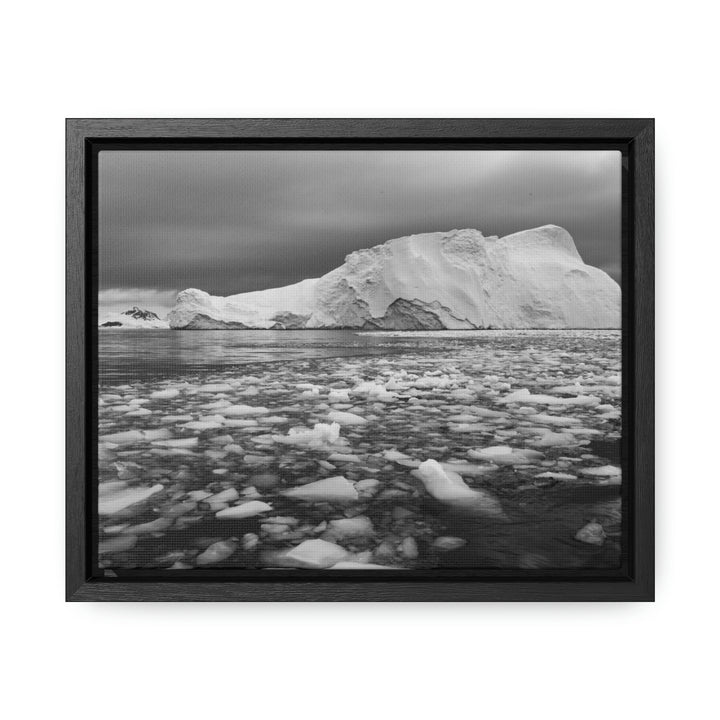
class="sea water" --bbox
[97,329,622,571]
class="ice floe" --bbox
[215,500,273,520]
[283,476,359,503]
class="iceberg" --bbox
[167,225,620,330]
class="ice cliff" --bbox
[167,225,620,330]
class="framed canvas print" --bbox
[66,119,654,601]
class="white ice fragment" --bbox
[99,535,138,554]
[327,410,367,426]
[99,428,172,445]
[383,449,411,462]
[467,446,541,466]
[273,422,342,448]
[120,517,172,534]
[532,431,577,448]
[207,488,240,504]
[525,413,582,426]
[432,536,467,551]
[413,460,478,502]
[282,476,359,503]
[352,381,397,402]
[181,420,224,431]
[534,472,578,481]
[328,389,351,403]
[499,389,600,406]
[196,383,233,393]
[196,538,238,565]
[581,465,621,477]
[215,500,273,520]
[327,453,361,463]
[150,388,180,399]
[575,522,606,545]
[356,478,380,495]
[413,460,506,518]
[151,437,199,448]
[326,516,374,538]
[282,539,349,569]
[222,404,270,417]
[98,483,164,515]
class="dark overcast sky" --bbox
[99,149,621,314]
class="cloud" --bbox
[99,149,621,294]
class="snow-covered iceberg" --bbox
[168,225,620,330]
[99,306,169,329]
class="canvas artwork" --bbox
[96,149,623,573]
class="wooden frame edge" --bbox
[66,118,655,602]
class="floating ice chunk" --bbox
[352,381,397,402]
[282,539,349,569]
[215,500,273,520]
[151,437,199,448]
[99,428,172,445]
[499,389,600,406]
[413,460,506,518]
[151,388,180,399]
[283,476,359,503]
[413,375,453,389]
[447,414,479,423]
[532,431,578,448]
[356,478,380,495]
[187,490,212,501]
[383,449,411,462]
[581,465,621,477]
[98,483,164,515]
[413,460,478,502]
[327,410,367,426]
[99,535,138,554]
[197,383,233,393]
[575,522,606,545]
[243,454,272,465]
[222,404,270,417]
[449,423,490,433]
[159,414,194,424]
[196,538,239,565]
[400,536,419,559]
[441,462,497,477]
[326,516,374,538]
[328,389,351,403]
[327,453,361,463]
[241,533,259,551]
[522,413,581,426]
[534,472,578,481]
[126,408,152,417]
[207,488,240,504]
[120,517,172,535]
[468,446,542,466]
[273,422,342,448]
[182,420,224,431]
[432,536,467,551]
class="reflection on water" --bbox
[97,329,623,571]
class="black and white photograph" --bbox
[97,148,624,572]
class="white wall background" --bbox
[1,2,717,718]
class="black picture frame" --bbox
[66,118,654,601]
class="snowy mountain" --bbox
[168,225,621,330]
[99,306,170,329]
